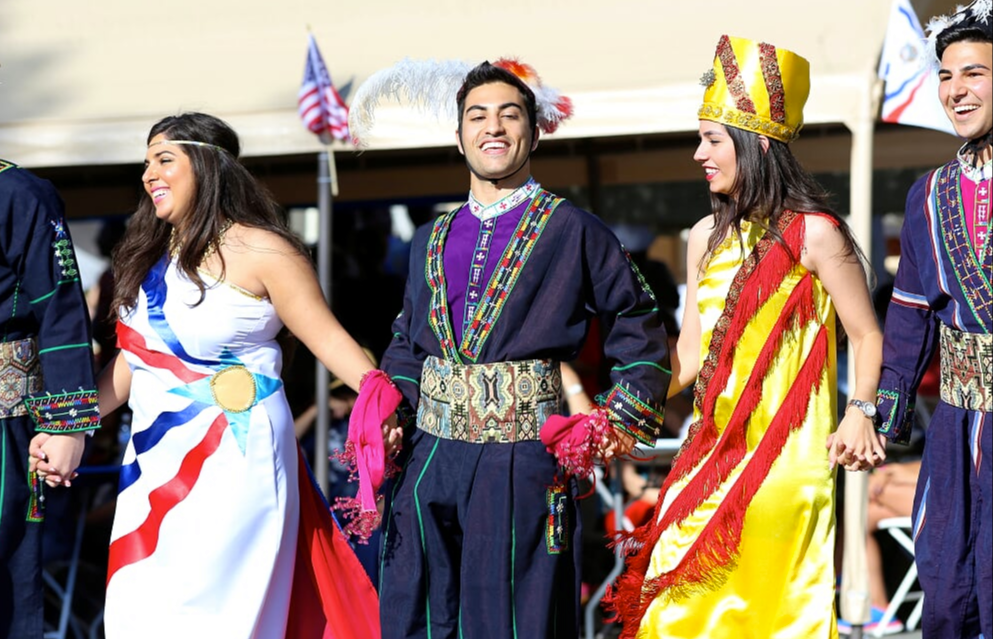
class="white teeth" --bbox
[704,168,718,175]
[954,105,978,113]
[482,141,507,150]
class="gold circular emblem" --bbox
[210,366,256,412]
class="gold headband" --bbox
[699,35,810,143]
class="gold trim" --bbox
[698,104,799,142]
[196,267,267,301]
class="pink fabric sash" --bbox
[336,370,402,541]
[539,408,611,479]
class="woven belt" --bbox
[417,355,562,443]
[939,324,992,412]
[0,337,43,419]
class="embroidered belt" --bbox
[417,355,562,443]
[939,324,993,412]
[0,338,43,419]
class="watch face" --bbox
[852,399,877,418]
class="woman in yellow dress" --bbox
[607,36,887,638]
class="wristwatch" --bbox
[847,399,879,425]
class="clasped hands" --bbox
[28,431,86,488]
[826,411,887,472]
[598,427,637,463]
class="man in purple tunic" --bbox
[874,2,991,636]
[377,60,671,638]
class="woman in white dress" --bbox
[41,112,385,638]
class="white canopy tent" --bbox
[0,0,957,165]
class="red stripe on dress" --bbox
[106,412,228,584]
[116,321,208,385]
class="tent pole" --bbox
[839,70,883,634]
[314,147,335,497]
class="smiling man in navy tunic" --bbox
[372,59,672,639]
[875,2,991,637]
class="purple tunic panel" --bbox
[443,200,529,345]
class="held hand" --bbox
[598,427,636,463]
[828,410,887,472]
[382,414,403,457]
[33,432,86,488]
[29,433,63,488]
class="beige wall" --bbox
[0,0,962,168]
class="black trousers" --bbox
[380,429,581,639]
[0,415,43,639]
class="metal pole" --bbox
[839,70,882,634]
[314,147,334,496]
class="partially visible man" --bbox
[0,159,100,638]
[874,2,991,636]
[359,59,671,638]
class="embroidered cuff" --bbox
[875,388,914,445]
[24,389,100,433]
[597,382,665,445]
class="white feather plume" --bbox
[924,0,992,67]
[348,58,473,147]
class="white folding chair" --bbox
[874,516,924,637]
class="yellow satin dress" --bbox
[637,219,839,639]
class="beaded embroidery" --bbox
[874,388,913,442]
[598,381,666,445]
[717,35,756,114]
[758,42,786,124]
[545,484,569,554]
[23,389,100,433]
[934,164,992,329]
[27,471,44,523]
[424,211,461,361]
[51,220,79,279]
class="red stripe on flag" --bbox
[106,412,228,584]
[883,73,928,124]
[298,35,351,142]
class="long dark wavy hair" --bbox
[112,112,309,315]
[704,124,869,277]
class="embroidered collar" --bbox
[956,143,992,182]
[468,178,540,221]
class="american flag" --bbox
[298,34,350,143]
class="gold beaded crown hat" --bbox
[699,35,811,143]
